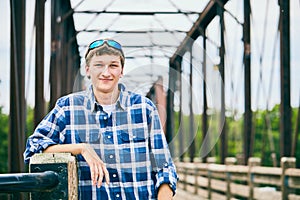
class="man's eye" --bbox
[95,64,103,67]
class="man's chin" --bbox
[97,85,117,93]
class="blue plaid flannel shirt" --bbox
[24,83,178,200]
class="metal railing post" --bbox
[281,157,296,200]
[29,153,78,200]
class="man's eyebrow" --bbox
[110,60,121,63]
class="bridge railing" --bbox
[0,153,77,200]
[175,157,300,200]
[0,171,59,193]
[2,154,299,200]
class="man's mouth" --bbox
[100,78,112,81]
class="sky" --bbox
[0,0,300,116]
[0,0,11,114]
[0,0,52,114]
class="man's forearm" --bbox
[43,143,84,155]
[158,183,173,200]
[44,143,110,187]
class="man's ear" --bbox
[85,65,90,79]
[120,68,124,78]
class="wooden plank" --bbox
[174,188,204,200]
[252,174,281,186]
[253,187,281,200]
[186,184,197,194]
[210,179,227,192]
[210,171,226,179]
[230,182,249,198]
[177,182,185,189]
[229,173,248,182]
[196,187,209,198]
[211,192,227,200]
[198,172,209,176]
[185,174,196,185]
[226,165,249,173]
[196,176,209,188]
[288,176,300,189]
[288,194,300,200]
[175,159,300,199]
[251,166,282,175]
[285,168,300,177]
[208,164,226,172]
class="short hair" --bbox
[85,44,125,67]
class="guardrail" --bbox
[2,154,299,200]
[175,157,300,200]
[0,153,77,200]
[0,171,59,193]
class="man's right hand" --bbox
[44,143,110,188]
[81,143,110,187]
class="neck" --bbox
[94,86,120,105]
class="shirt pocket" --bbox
[76,129,100,143]
[119,129,148,164]
[119,127,147,143]
[132,127,147,142]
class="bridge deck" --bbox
[174,188,204,200]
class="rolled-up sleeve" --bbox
[155,162,178,195]
[148,105,178,195]
[23,99,66,164]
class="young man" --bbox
[24,39,178,199]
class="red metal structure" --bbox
[8,0,295,179]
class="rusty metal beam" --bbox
[74,10,200,15]
[201,33,209,163]
[189,47,195,162]
[243,0,252,165]
[49,0,80,109]
[170,0,229,63]
[168,0,229,162]
[34,0,46,126]
[79,30,187,34]
[178,61,184,161]
[218,5,227,164]
[279,0,291,157]
[166,57,181,154]
[9,0,26,176]
[49,0,60,110]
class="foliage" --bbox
[25,106,35,138]
[172,104,300,167]
[251,105,281,166]
[0,107,8,173]
[0,106,34,173]
[0,104,299,173]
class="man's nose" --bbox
[101,65,110,75]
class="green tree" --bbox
[25,106,35,137]
[0,107,8,173]
[0,106,35,173]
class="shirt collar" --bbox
[86,83,128,112]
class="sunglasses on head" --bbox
[85,39,124,58]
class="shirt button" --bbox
[107,135,111,139]
[116,194,120,198]
[109,155,114,159]
[113,174,117,178]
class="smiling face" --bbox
[86,54,123,95]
